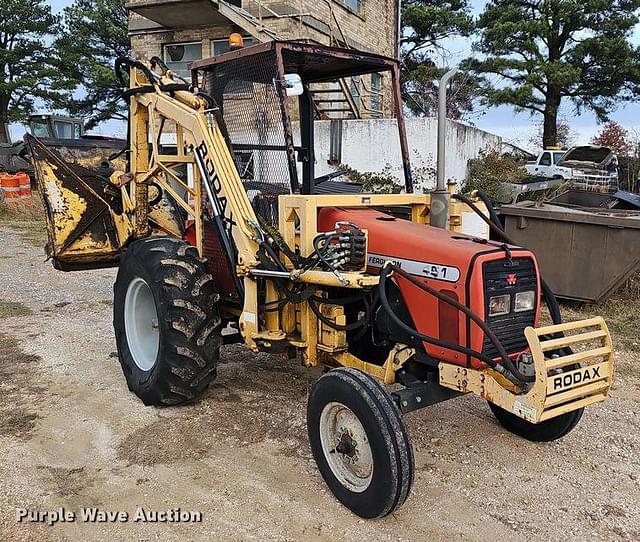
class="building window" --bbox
[350,76,362,109]
[339,0,363,13]
[163,42,202,78]
[211,37,253,56]
[211,38,255,95]
[370,73,382,111]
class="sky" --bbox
[441,0,640,149]
[11,0,640,150]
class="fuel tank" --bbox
[317,207,542,368]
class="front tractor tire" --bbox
[307,368,414,518]
[488,363,584,442]
[113,236,221,406]
[488,402,583,442]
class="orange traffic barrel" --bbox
[0,174,21,200]
[18,172,31,198]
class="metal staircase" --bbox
[309,80,361,120]
[213,0,365,119]
[214,0,279,42]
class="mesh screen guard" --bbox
[202,49,298,226]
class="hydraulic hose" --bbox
[452,193,515,246]
[115,57,159,88]
[473,190,503,231]
[310,292,367,306]
[378,266,503,370]
[120,83,191,100]
[308,296,370,332]
[195,91,220,111]
[380,265,535,383]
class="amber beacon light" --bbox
[229,33,244,50]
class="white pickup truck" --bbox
[524,149,571,179]
[522,145,619,192]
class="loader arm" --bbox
[127,67,260,265]
[122,63,272,339]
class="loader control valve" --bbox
[313,223,367,273]
[337,222,366,271]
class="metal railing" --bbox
[246,0,356,47]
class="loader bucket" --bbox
[26,134,125,270]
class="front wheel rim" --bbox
[124,277,160,371]
[319,401,374,493]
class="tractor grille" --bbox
[482,257,538,358]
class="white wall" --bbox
[313,118,502,191]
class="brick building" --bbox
[127,0,401,117]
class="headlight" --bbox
[488,294,510,317]
[514,291,535,312]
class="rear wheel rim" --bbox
[319,401,374,493]
[124,277,160,371]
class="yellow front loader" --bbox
[27,42,614,519]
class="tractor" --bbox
[27,41,615,518]
[1,114,85,176]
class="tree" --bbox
[468,0,640,148]
[591,121,631,155]
[55,0,129,130]
[529,118,577,149]
[625,129,640,191]
[401,1,475,118]
[0,1,61,143]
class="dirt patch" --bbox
[0,333,44,439]
[0,300,33,318]
[612,351,640,392]
[40,466,97,499]
[118,347,316,466]
[562,296,640,353]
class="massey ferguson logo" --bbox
[506,273,518,286]
[552,366,602,392]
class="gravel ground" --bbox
[0,224,638,542]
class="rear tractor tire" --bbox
[113,236,222,406]
[307,368,414,518]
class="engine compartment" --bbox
[317,207,542,368]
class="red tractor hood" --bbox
[317,207,510,284]
[317,207,541,369]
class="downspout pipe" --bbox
[431,68,458,229]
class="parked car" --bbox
[524,149,570,179]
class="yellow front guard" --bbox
[439,317,614,423]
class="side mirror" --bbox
[281,73,304,97]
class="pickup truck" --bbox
[522,145,619,193]
[524,149,570,179]
[556,145,618,192]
